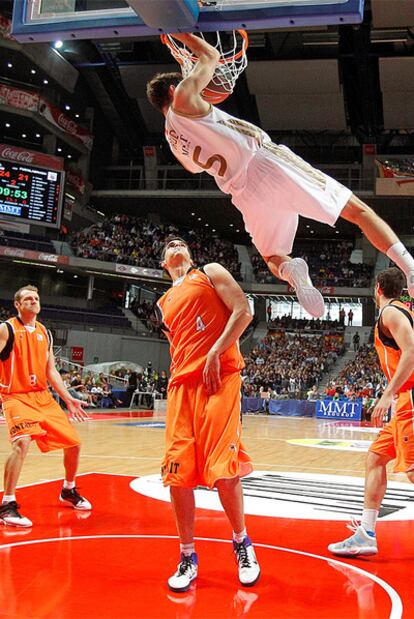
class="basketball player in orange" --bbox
[0,285,91,528]
[147,33,414,319]
[156,236,260,592]
[329,268,414,556]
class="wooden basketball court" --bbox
[0,413,411,618]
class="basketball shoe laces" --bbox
[178,554,196,576]
[234,541,252,568]
[346,516,362,533]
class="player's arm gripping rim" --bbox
[170,33,220,116]
[202,262,252,396]
[372,306,414,427]
[46,343,90,423]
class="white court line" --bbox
[0,452,160,461]
[12,471,91,490]
[0,534,402,619]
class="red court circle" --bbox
[0,535,397,618]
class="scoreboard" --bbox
[0,159,64,228]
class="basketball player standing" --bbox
[329,268,414,556]
[147,33,414,318]
[156,237,260,592]
[0,285,91,528]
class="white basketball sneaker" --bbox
[279,258,325,319]
[233,536,260,586]
[328,522,378,557]
[0,501,32,527]
[168,553,198,593]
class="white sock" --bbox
[386,242,414,275]
[233,528,247,544]
[2,494,16,504]
[63,480,75,490]
[361,508,379,534]
[180,542,195,556]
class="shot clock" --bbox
[0,159,64,228]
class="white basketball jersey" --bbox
[165,106,271,194]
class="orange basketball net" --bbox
[160,30,249,100]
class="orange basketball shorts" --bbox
[1,390,81,453]
[162,371,253,488]
[369,390,414,472]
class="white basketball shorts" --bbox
[231,143,352,257]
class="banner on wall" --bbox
[0,84,38,111]
[0,83,93,150]
[0,246,69,265]
[316,399,362,421]
[66,169,86,194]
[376,158,414,196]
[71,346,84,363]
[0,143,64,170]
[38,98,93,151]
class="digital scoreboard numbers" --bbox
[0,160,64,228]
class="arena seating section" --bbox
[0,299,131,330]
[71,215,242,281]
[252,239,373,286]
[328,344,385,398]
[242,319,345,399]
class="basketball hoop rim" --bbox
[160,30,249,65]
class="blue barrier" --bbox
[241,398,315,416]
[315,399,362,421]
[242,398,362,419]
[241,398,267,414]
[268,400,315,417]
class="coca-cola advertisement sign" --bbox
[0,84,38,112]
[39,98,94,151]
[0,246,69,265]
[66,170,86,194]
[0,144,64,171]
[0,147,34,164]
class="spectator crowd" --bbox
[252,239,373,287]
[71,215,242,281]
[242,330,345,400]
[55,361,169,409]
[325,344,386,400]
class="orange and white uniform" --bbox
[157,268,252,488]
[370,300,414,472]
[165,106,351,257]
[0,316,80,452]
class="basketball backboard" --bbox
[12,0,365,43]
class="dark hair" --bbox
[376,267,406,298]
[146,72,183,112]
[161,236,192,261]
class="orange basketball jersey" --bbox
[374,299,414,393]
[157,268,244,386]
[0,316,51,395]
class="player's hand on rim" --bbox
[65,397,91,423]
[203,349,221,395]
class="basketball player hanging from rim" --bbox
[147,31,414,318]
